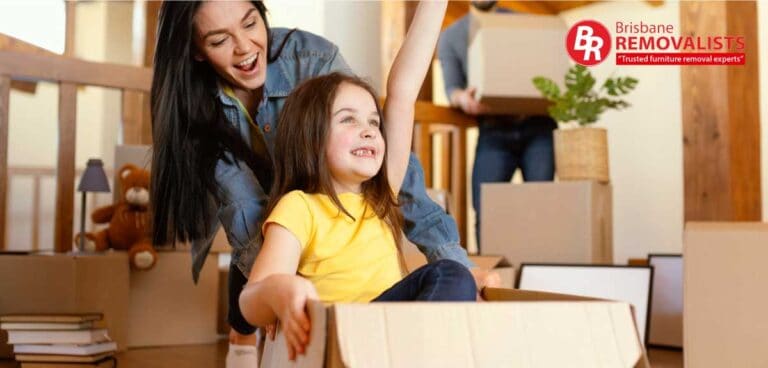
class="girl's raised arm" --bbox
[384,1,447,194]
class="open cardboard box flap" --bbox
[469,255,511,269]
[261,288,649,368]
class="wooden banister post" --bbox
[54,83,77,253]
[452,126,467,248]
[681,1,761,221]
[0,76,9,250]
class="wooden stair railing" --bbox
[0,49,477,252]
[412,100,477,249]
[0,49,152,252]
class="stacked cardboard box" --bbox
[127,250,220,348]
[0,252,129,357]
[0,250,221,353]
[684,222,768,367]
[480,181,612,269]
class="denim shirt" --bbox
[191,28,472,282]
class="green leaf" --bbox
[531,64,637,125]
[532,77,561,101]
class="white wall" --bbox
[560,2,684,262]
[264,0,325,37]
[323,1,382,93]
[0,0,65,54]
[266,0,382,93]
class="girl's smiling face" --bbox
[325,82,385,194]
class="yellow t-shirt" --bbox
[264,190,402,303]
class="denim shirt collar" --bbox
[215,58,292,106]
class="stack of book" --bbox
[0,313,117,368]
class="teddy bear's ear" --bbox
[119,164,139,180]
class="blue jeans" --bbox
[472,116,556,251]
[372,260,477,301]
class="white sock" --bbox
[226,343,259,368]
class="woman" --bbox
[150,2,496,367]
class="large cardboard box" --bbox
[468,11,569,115]
[261,288,649,368]
[481,181,612,269]
[0,252,130,357]
[684,222,768,367]
[127,250,220,347]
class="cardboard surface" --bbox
[261,288,649,368]
[684,222,768,367]
[127,251,220,348]
[480,181,612,269]
[468,11,569,115]
[0,252,129,356]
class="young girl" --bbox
[238,0,476,360]
[151,2,498,365]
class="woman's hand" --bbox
[266,274,319,361]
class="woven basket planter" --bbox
[553,127,609,182]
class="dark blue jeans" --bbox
[472,116,556,251]
[372,260,477,302]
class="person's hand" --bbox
[266,274,319,360]
[453,87,488,115]
[469,267,502,301]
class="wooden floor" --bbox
[1,339,682,367]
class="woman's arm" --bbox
[384,0,447,194]
[239,223,317,360]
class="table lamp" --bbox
[76,159,111,251]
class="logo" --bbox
[567,20,611,66]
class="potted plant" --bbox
[533,65,637,182]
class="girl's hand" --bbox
[469,268,502,301]
[266,274,319,361]
[265,323,277,341]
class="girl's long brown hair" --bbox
[267,72,403,246]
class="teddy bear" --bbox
[75,164,157,270]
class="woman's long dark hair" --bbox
[150,1,291,245]
[266,72,403,247]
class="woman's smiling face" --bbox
[193,1,268,92]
